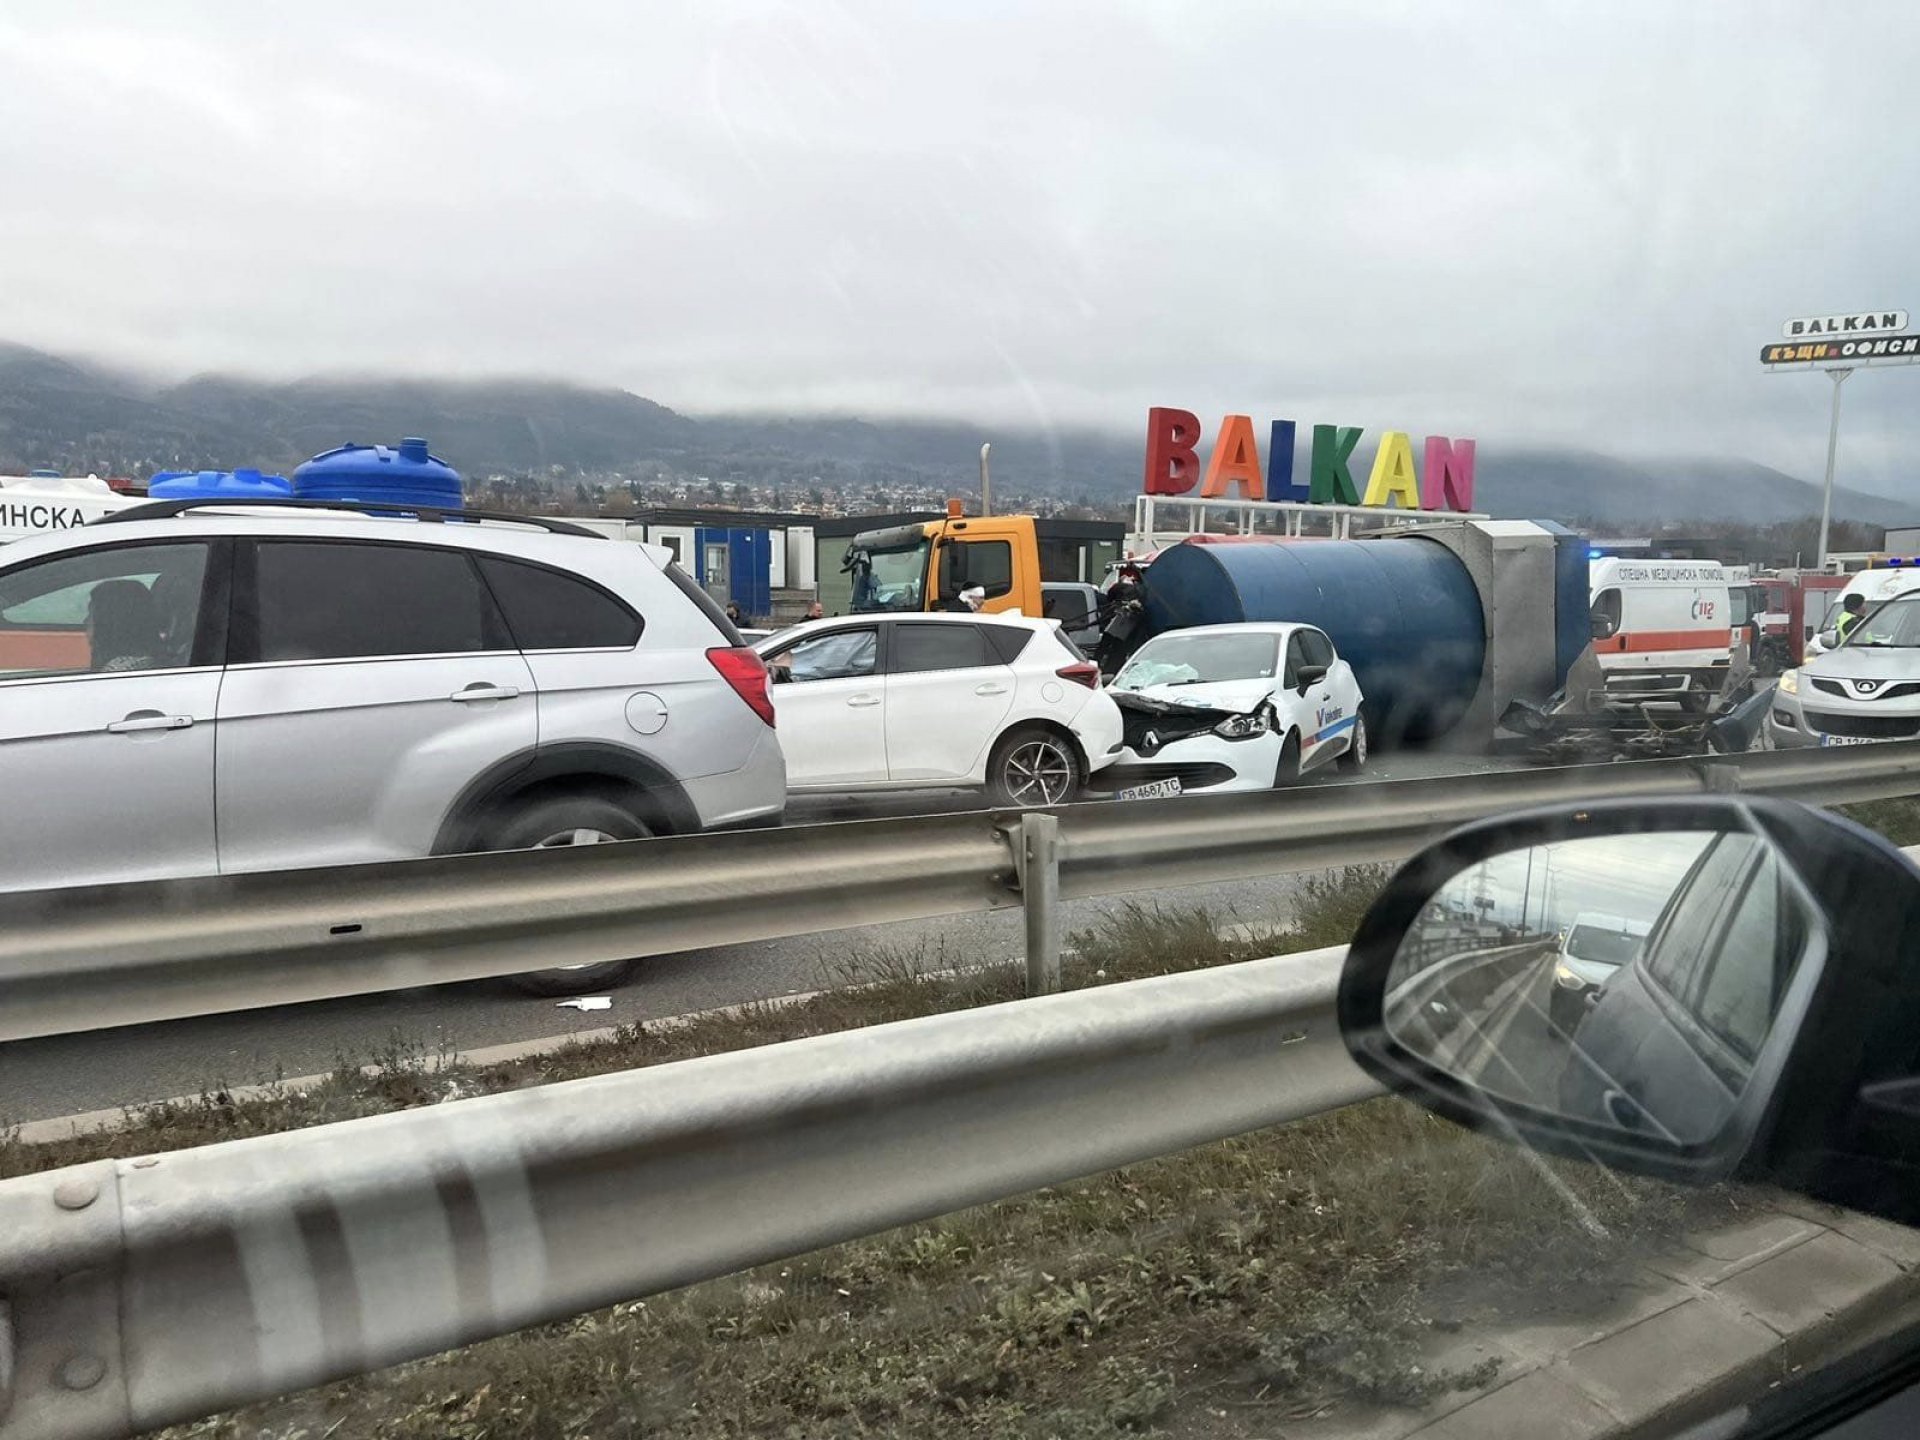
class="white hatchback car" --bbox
[1101,622,1367,795]
[754,613,1123,805]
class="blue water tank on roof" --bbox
[148,467,293,500]
[1140,538,1487,744]
[292,437,461,509]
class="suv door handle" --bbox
[106,711,194,734]
[974,683,1009,696]
[846,694,880,708]
[449,684,521,703]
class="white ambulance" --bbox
[1587,557,1734,707]
[0,473,139,543]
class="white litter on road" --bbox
[556,996,613,1011]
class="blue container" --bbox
[148,467,292,500]
[1139,538,1487,744]
[292,437,462,510]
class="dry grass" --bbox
[1836,796,1920,848]
[156,1095,1742,1440]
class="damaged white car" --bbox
[1096,623,1368,797]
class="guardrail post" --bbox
[1020,812,1062,996]
[1698,761,1745,794]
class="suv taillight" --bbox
[1057,661,1100,690]
[707,646,776,727]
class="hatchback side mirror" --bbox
[1295,662,1328,693]
[1336,797,1920,1227]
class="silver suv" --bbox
[0,499,786,991]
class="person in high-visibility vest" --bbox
[1836,593,1867,642]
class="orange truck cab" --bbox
[843,501,1044,617]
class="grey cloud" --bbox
[0,0,1915,496]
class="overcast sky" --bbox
[1,2,1915,492]
[1441,833,1714,935]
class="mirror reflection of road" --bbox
[1447,942,1576,1105]
[1392,937,1576,1108]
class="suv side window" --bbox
[476,556,642,651]
[250,541,507,663]
[0,542,210,678]
[893,623,994,673]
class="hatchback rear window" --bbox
[984,624,1033,664]
[892,623,995,673]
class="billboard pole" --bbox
[1762,310,1911,570]
[1816,367,1852,569]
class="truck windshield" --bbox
[848,536,931,612]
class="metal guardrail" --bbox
[0,945,1373,1440]
[4,742,1920,1042]
[4,751,1920,1436]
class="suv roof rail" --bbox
[90,497,610,539]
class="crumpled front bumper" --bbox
[1095,728,1284,794]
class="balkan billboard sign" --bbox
[1142,408,1477,513]
[1781,310,1907,339]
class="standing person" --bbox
[724,601,744,627]
[1096,563,1146,674]
[1836,592,1866,643]
[805,600,825,621]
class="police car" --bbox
[1098,622,1367,795]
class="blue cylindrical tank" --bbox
[1140,538,1486,744]
[148,467,292,500]
[292,437,461,509]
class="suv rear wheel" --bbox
[486,795,648,996]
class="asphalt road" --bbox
[0,744,1533,1126]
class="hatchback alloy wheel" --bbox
[1001,737,1076,806]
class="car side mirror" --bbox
[1295,662,1328,693]
[1590,615,1617,640]
[1336,797,1920,1227]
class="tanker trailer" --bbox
[1131,521,1588,749]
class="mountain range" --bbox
[0,341,1908,528]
